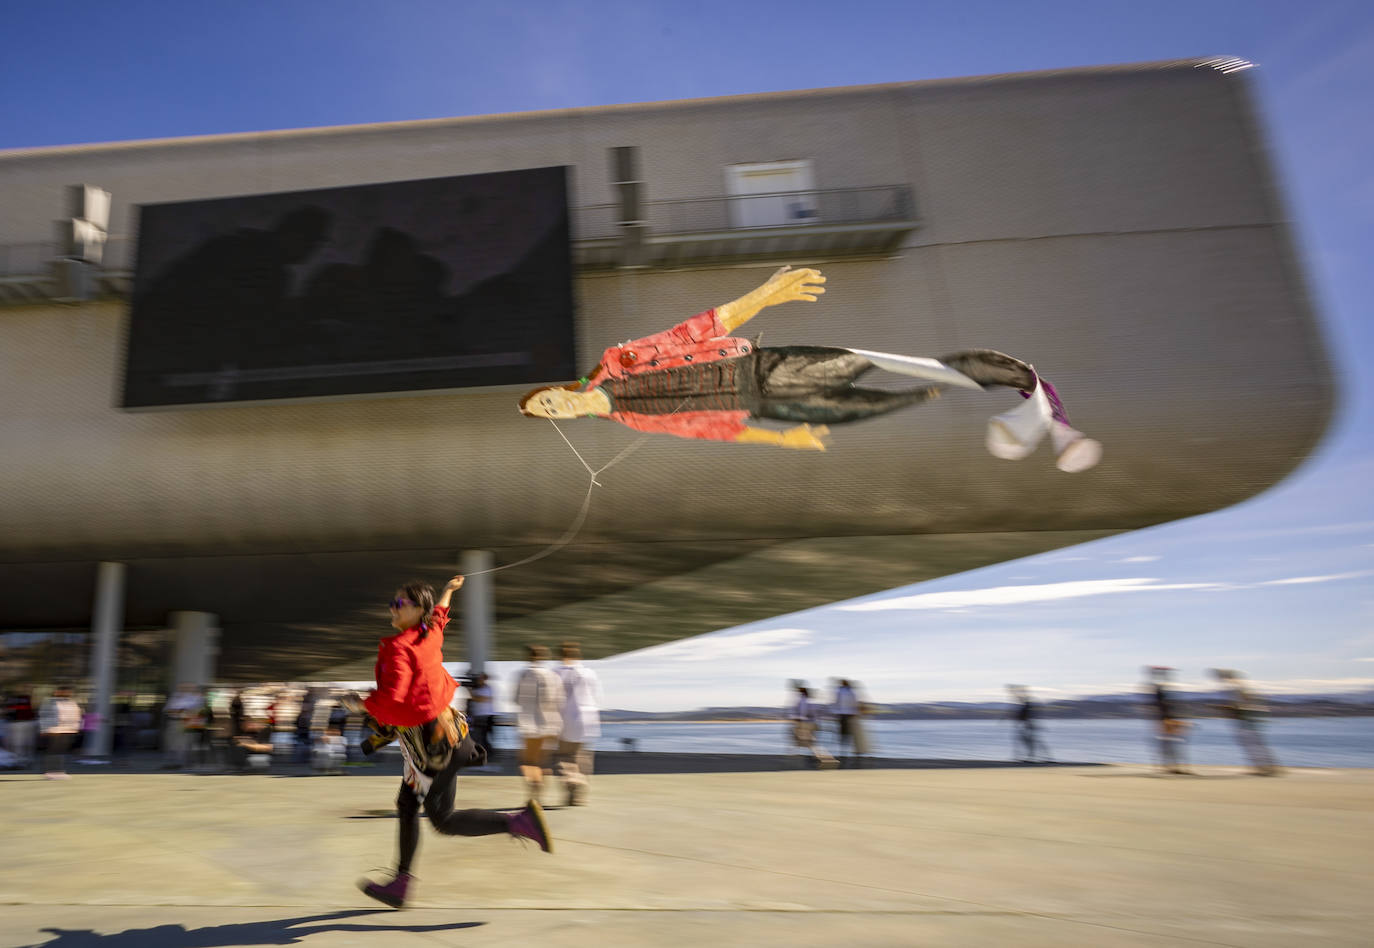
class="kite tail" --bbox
[994,373,1102,473]
[1026,376,1070,427]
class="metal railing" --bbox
[576,184,915,241]
[0,235,134,277]
[645,185,915,235]
[571,204,621,241]
[2,186,915,278]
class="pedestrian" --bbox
[350,575,552,909]
[831,679,861,766]
[1145,666,1191,774]
[162,683,200,769]
[1211,669,1282,775]
[228,689,245,741]
[295,689,316,764]
[39,687,82,779]
[75,705,105,764]
[555,642,602,806]
[466,672,496,768]
[789,683,837,769]
[512,644,564,803]
[189,687,218,770]
[1007,685,1051,763]
[5,689,37,767]
[229,716,274,771]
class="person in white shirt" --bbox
[39,687,82,779]
[831,679,862,766]
[555,642,602,806]
[512,645,564,803]
[789,683,836,769]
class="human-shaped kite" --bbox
[519,267,1100,471]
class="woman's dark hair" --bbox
[396,581,436,637]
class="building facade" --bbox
[0,58,1333,690]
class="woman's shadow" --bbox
[25,910,483,947]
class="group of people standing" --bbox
[512,641,603,806]
[1148,665,1282,776]
[789,679,869,768]
[1,688,85,778]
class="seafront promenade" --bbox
[1,759,1369,947]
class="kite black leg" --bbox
[940,350,1037,391]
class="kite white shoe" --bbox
[1052,424,1102,472]
[986,380,1052,460]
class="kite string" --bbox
[459,411,674,577]
[462,399,690,578]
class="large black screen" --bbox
[122,167,575,408]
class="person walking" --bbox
[39,687,82,779]
[1212,669,1282,775]
[228,689,245,742]
[555,642,602,806]
[1145,667,1191,774]
[1008,685,1051,763]
[466,672,496,768]
[513,645,564,803]
[350,575,552,909]
[831,679,862,766]
[789,683,837,769]
[6,689,38,767]
[162,683,200,769]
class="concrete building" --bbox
[0,59,1333,720]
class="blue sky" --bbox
[4,1,1371,709]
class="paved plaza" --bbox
[0,762,1370,946]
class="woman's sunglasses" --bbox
[389,597,416,610]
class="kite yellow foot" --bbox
[780,424,829,451]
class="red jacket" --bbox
[585,308,756,442]
[364,607,458,727]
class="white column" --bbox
[460,550,494,675]
[169,611,220,688]
[86,562,125,758]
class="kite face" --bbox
[523,388,585,419]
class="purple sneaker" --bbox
[508,800,554,853]
[358,871,410,908]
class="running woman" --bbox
[351,575,552,908]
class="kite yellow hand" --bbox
[717,266,826,331]
[759,266,826,306]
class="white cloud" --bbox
[1258,569,1374,586]
[838,578,1226,613]
[1240,678,1374,695]
[1120,555,1160,563]
[609,626,814,663]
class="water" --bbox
[493,716,1374,768]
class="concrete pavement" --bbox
[0,763,1369,946]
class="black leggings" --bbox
[754,347,1035,425]
[395,743,509,874]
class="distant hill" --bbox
[601,689,1374,722]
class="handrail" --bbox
[1,185,917,277]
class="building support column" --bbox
[86,562,125,759]
[460,550,494,676]
[169,611,219,689]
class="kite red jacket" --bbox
[364,607,458,727]
[585,307,756,442]
[586,308,752,386]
